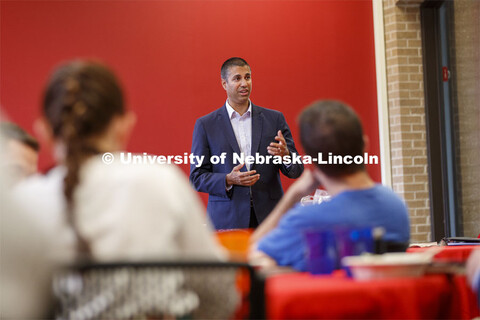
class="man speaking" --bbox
[190,57,303,229]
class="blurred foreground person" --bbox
[250,100,410,271]
[0,122,39,183]
[0,140,55,318]
[12,60,234,318]
[466,249,480,307]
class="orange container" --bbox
[216,229,253,261]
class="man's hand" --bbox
[250,169,321,244]
[287,169,321,200]
[226,163,260,187]
[248,245,279,270]
[267,130,290,157]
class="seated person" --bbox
[12,60,235,318]
[466,249,480,307]
[249,100,410,271]
[0,122,39,183]
[0,139,54,318]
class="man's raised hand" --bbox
[226,163,260,187]
[267,130,290,157]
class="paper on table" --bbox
[409,242,438,248]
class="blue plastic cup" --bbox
[304,230,338,275]
[304,227,375,275]
[336,227,375,277]
[336,227,375,258]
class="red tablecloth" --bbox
[408,245,479,263]
[265,271,479,319]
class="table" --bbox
[408,245,479,263]
[265,271,479,319]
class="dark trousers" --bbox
[249,199,258,228]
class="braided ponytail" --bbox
[43,60,125,257]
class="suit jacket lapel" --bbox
[251,104,263,156]
[219,105,241,155]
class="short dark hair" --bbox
[221,57,250,80]
[298,100,365,177]
[0,122,39,152]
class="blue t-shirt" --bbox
[257,185,410,271]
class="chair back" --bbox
[53,261,265,320]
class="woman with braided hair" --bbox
[21,59,225,260]
[12,60,236,318]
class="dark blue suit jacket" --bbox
[190,103,303,229]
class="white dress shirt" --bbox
[225,100,252,170]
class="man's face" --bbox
[222,65,252,107]
[1,139,38,182]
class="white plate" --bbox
[342,252,433,280]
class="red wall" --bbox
[1,0,380,197]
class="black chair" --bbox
[53,261,265,320]
[375,240,409,254]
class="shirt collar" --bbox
[226,100,252,119]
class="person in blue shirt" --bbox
[249,100,410,271]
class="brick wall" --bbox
[383,0,431,242]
